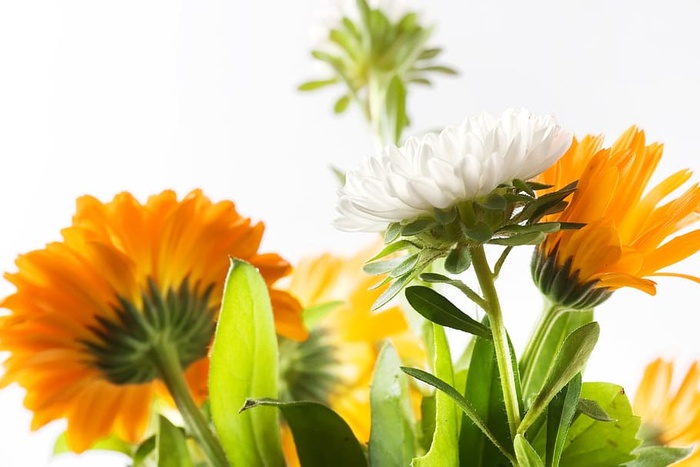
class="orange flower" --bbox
[533,127,700,309]
[278,244,426,465]
[0,189,306,452]
[634,359,700,466]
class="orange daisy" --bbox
[532,127,700,309]
[0,189,306,453]
[634,358,700,466]
[278,244,426,465]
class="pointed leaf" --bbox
[545,374,582,467]
[369,344,416,466]
[367,239,418,262]
[410,325,460,467]
[624,446,693,466]
[519,322,600,434]
[577,398,615,422]
[209,259,285,466]
[333,94,351,114]
[515,434,545,467]
[405,286,491,338]
[489,231,546,246]
[298,79,338,91]
[241,399,367,467]
[560,382,641,466]
[157,415,193,467]
[444,246,472,274]
[458,331,511,466]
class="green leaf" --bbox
[624,446,693,466]
[410,325,461,467]
[385,75,409,144]
[418,273,486,309]
[544,374,582,467]
[489,231,546,246]
[369,343,416,466]
[405,286,491,339]
[497,222,561,235]
[333,94,351,114]
[560,383,641,466]
[297,78,338,91]
[515,434,545,467]
[368,239,418,262]
[415,65,459,75]
[519,322,600,434]
[372,271,415,310]
[463,222,493,243]
[444,246,472,274]
[241,399,367,467]
[458,331,511,467]
[390,253,420,277]
[520,310,594,407]
[419,394,437,453]
[363,257,405,275]
[433,206,457,224]
[418,47,442,60]
[132,435,156,466]
[478,193,508,210]
[577,398,615,422]
[53,432,133,457]
[402,366,515,463]
[157,415,193,467]
[401,218,432,236]
[209,259,284,467]
[385,222,402,243]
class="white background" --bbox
[1,0,700,465]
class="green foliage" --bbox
[520,323,600,434]
[369,343,416,466]
[624,445,693,466]
[157,415,193,467]
[209,259,284,467]
[559,382,641,466]
[241,399,367,467]
[404,286,491,338]
[458,332,512,466]
[299,0,457,144]
[409,325,461,467]
[515,434,545,467]
[543,374,582,467]
[53,432,133,458]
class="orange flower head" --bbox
[532,127,700,309]
[634,359,700,466]
[278,244,426,465]
[0,189,306,452]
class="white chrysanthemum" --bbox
[334,109,574,232]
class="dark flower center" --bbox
[82,277,217,385]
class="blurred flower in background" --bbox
[278,243,425,465]
[300,0,457,145]
[634,358,700,466]
[0,189,306,452]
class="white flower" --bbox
[334,109,574,232]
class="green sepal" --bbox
[404,286,491,339]
[402,218,434,236]
[489,231,546,246]
[241,399,368,467]
[369,343,416,466]
[444,245,472,274]
[385,222,402,243]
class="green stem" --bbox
[519,300,563,382]
[470,245,521,442]
[153,342,229,467]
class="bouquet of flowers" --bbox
[1,1,698,466]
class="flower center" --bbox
[278,327,342,404]
[82,278,217,385]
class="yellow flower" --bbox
[532,127,700,309]
[0,189,307,452]
[278,244,426,465]
[634,359,700,466]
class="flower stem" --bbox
[470,245,521,441]
[519,301,564,398]
[153,342,229,467]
